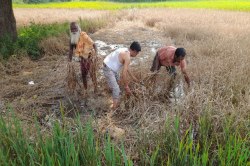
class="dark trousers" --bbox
[166,66,176,78]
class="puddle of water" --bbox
[95,40,124,57]
[151,47,157,54]
[72,56,80,62]
[99,50,107,56]
[148,40,162,48]
[169,80,185,103]
[71,40,124,59]
[95,40,108,48]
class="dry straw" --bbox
[0,9,249,155]
[66,62,79,94]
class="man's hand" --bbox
[182,70,191,88]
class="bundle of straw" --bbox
[66,62,79,93]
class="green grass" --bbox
[13,1,250,12]
[0,108,249,165]
[0,23,67,60]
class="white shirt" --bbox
[104,48,129,72]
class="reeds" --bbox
[0,109,249,165]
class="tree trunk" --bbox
[0,0,17,41]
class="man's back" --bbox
[104,48,129,72]
[158,46,186,70]
[158,46,176,66]
[75,32,95,59]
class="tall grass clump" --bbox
[0,23,68,60]
[17,22,68,59]
[0,109,249,165]
[79,17,109,34]
[0,108,131,165]
[135,114,249,165]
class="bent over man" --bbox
[103,41,141,109]
[150,46,191,87]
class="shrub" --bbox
[17,22,68,59]
[0,35,20,60]
[0,23,67,60]
[0,17,109,61]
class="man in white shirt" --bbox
[103,41,141,109]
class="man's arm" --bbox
[180,60,191,87]
[182,69,191,87]
[122,52,130,87]
[121,52,132,94]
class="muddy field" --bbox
[1,8,250,144]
